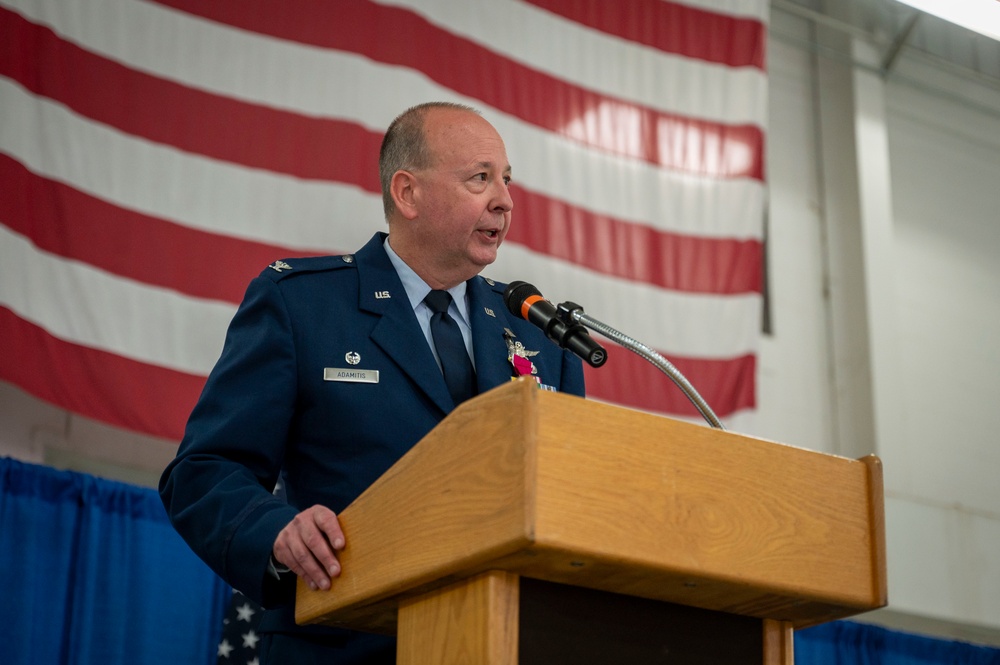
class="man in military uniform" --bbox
[159,102,585,663]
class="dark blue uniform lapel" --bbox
[354,234,455,415]
[468,276,517,392]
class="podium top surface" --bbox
[296,378,887,632]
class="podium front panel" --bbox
[519,578,763,665]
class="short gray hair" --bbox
[378,102,480,219]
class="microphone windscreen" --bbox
[502,281,541,318]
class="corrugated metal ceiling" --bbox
[771,0,1000,87]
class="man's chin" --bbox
[474,252,498,270]
[468,243,499,266]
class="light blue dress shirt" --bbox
[383,236,476,371]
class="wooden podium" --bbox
[296,378,887,663]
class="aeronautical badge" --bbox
[269,260,292,273]
[503,329,539,378]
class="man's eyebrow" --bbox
[471,160,512,174]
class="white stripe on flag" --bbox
[5,0,766,127]
[0,224,234,374]
[490,244,761,359]
[0,216,756,371]
[666,0,768,21]
[0,78,379,251]
[375,0,767,124]
[0,77,764,242]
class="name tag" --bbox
[324,368,379,384]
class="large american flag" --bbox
[1,0,767,441]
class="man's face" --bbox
[406,109,514,286]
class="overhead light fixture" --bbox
[896,0,1000,42]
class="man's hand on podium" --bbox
[272,505,346,591]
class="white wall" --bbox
[755,15,837,455]
[759,7,1000,646]
[0,379,177,489]
[879,63,1000,640]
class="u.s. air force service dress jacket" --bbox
[159,231,585,659]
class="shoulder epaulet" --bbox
[260,255,357,281]
[479,274,505,293]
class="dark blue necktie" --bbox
[424,290,476,406]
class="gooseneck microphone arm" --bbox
[557,301,726,431]
[504,281,725,430]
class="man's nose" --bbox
[492,180,514,213]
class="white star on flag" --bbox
[217,639,234,659]
[242,630,260,650]
[235,602,256,622]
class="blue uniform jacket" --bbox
[159,233,584,655]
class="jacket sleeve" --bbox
[159,274,301,607]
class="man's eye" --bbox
[503,175,512,186]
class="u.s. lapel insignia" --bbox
[269,260,292,273]
[484,307,496,317]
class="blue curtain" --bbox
[5,458,1000,665]
[797,620,1000,664]
[0,457,231,665]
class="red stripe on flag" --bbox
[584,345,755,419]
[0,306,201,440]
[525,0,766,70]
[1,148,761,297]
[145,0,764,179]
[510,187,762,295]
[0,7,378,187]
[0,154,319,304]
[0,301,753,441]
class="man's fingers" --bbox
[276,541,326,590]
[274,534,330,590]
[312,506,346,551]
[273,505,345,591]
[297,506,343,576]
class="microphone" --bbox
[503,281,607,368]
[504,282,725,429]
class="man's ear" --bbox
[390,170,419,221]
